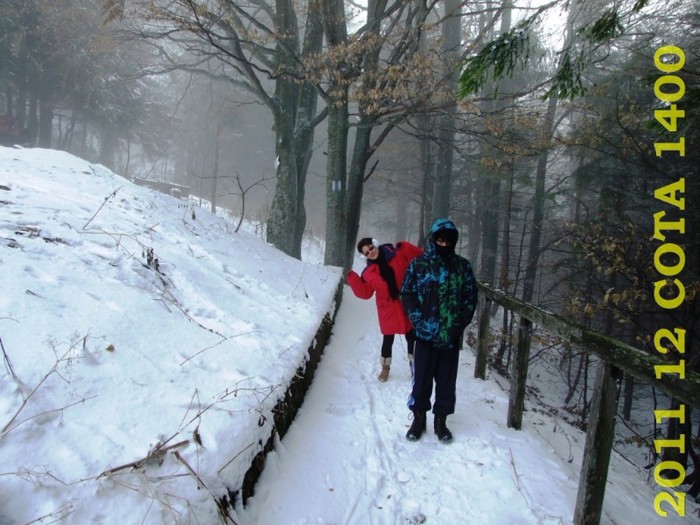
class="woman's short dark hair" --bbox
[357,237,374,254]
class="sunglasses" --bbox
[362,245,376,257]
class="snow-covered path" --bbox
[237,289,631,525]
[238,288,694,525]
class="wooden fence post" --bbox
[474,280,700,525]
[574,361,620,525]
[507,317,532,430]
[474,297,492,380]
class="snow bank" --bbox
[0,146,342,523]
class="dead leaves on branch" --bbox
[561,219,697,326]
[300,34,447,115]
[138,2,456,118]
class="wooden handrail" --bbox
[477,281,700,408]
[474,280,696,525]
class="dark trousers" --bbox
[407,339,460,416]
[381,329,416,359]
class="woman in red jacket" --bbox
[347,237,423,381]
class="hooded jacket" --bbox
[347,241,423,335]
[400,219,478,347]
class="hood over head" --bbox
[429,218,458,243]
[428,218,459,257]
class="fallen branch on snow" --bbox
[1,345,77,435]
[99,439,190,478]
[0,335,18,382]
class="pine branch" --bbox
[457,6,546,98]
[458,1,652,101]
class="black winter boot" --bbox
[434,415,453,443]
[406,411,427,441]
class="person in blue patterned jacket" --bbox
[400,218,478,443]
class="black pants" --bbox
[381,329,416,359]
[407,339,460,416]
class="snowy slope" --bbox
[0,146,341,524]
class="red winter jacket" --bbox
[347,241,423,335]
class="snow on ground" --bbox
[0,145,696,524]
[0,146,340,524]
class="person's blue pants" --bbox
[407,339,459,415]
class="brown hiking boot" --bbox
[378,357,391,382]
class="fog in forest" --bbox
[1,0,698,509]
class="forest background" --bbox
[1,0,698,503]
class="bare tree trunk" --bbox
[495,162,514,367]
[266,0,322,259]
[477,2,510,287]
[416,0,433,246]
[430,0,461,220]
[293,0,324,253]
[38,99,53,149]
[210,123,221,215]
[344,123,373,269]
[321,0,350,267]
[465,166,479,264]
[28,94,39,147]
[267,110,302,258]
[493,2,515,291]
[99,126,118,171]
[521,93,556,303]
[396,184,408,240]
[324,100,349,267]
[622,374,634,420]
[418,112,434,246]
[521,2,579,303]
[343,0,389,271]
[479,171,500,284]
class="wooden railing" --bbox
[474,281,699,525]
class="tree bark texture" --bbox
[266,0,322,259]
[507,316,532,430]
[322,0,349,267]
[573,362,619,525]
[430,0,461,220]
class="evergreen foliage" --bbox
[457,14,536,98]
[458,2,647,101]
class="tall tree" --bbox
[321,0,350,266]
[342,0,391,270]
[318,0,436,269]
[430,0,462,219]
[138,0,324,259]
